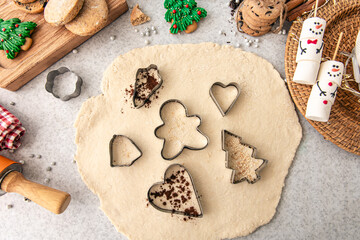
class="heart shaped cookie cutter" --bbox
[209,82,241,117]
[109,135,143,167]
[147,164,203,218]
[222,130,267,184]
[45,67,83,101]
[154,99,209,160]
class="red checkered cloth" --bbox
[0,105,26,151]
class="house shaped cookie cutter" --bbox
[109,135,143,167]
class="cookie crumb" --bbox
[130,4,150,26]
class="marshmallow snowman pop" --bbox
[306,32,344,122]
[293,0,326,85]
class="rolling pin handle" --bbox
[1,171,71,214]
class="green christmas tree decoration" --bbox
[0,18,37,59]
[164,0,207,34]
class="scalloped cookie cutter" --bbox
[222,130,267,184]
[45,67,83,101]
[133,64,163,109]
[147,164,203,218]
[109,135,142,167]
[209,82,241,117]
[154,99,209,160]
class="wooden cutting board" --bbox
[0,0,128,91]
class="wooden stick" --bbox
[287,0,326,21]
[314,0,319,17]
[286,0,307,12]
[332,32,343,60]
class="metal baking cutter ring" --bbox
[209,82,241,117]
[221,129,268,184]
[133,64,163,109]
[109,135,143,167]
[147,163,203,218]
[154,99,210,160]
[45,67,83,101]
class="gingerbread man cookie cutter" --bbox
[154,99,209,160]
[45,67,83,101]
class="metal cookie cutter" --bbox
[109,135,143,167]
[209,82,240,117]
[133,64,163,109]
[147,164,203,218]
[221,130,267,184]
[154,99,209,160]
[45,67,83,101]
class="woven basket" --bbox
[285,0,360,155]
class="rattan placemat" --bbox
[285,0,360,155]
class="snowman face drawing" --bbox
[300,17,327,39]
[327,64,342,78]
[318,60,344,86]
[308,21,325,36]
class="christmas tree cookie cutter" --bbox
[133,64,163,109]
[209,82,241,117]
[147,163,203,218]
[109,135,142,167]
[154,99,209,160]
[45,67,83,101]
[222,130,267,184]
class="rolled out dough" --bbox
[74,43,302,240]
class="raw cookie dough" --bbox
[75,43,302,240]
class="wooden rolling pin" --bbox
[0,155,71,214]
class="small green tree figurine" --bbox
[0,18,37,59]
[164,0,207,34]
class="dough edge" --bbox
[74,42,302,240]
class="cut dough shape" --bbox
[210,82,240,116]
[222,130,267,184]
[155,100,209,160]
[74,43,302,240]
[133,64,163,109]
[110,135,142,167]
[148,164,202,217]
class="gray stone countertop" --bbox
[0,0,359,239]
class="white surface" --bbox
[0,1,359,239]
